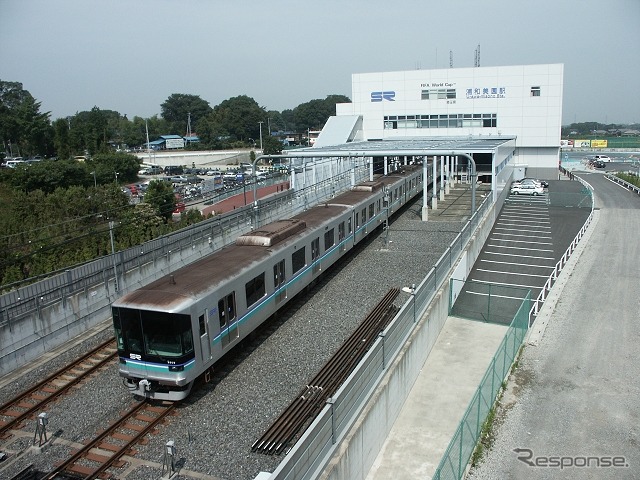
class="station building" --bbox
[314,63,564,189]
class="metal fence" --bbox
[432,292,530,480]
[268,190,496,480]
[450,279,531,325]
[0,164,370,326]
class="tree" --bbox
[262,135,283,155]
[144,180,176,220]
[0,80,53,158]
[208,95,267,143]
[161,94,212,136]
[293,95,350,131]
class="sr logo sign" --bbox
[371,91,395,102]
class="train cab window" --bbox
[245,272,266,307]
[292,247,306,274]
[199,314,206,336]
[324,228,334,250]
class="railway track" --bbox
[252,287,400,455]
[41,399,176,479]
[0,338,117,440]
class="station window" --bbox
[531,86,541,97]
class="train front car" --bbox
[112,301,196,401]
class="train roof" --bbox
[113,167,421,312]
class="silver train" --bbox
[112,164,426,400]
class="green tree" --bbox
[262,134,283,155]
[0,80,53,158]
[144,179,176,220]
[161,94,212,136]
[293,94,351,131]
[89,152,140,185]
[208,95,267,143]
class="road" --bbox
[468,171,640,479]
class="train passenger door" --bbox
[218,293,238,348]
[274,259,286,304]
[199,312,212,362]
[311,237,320,274]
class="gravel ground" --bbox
[0,196,467,480]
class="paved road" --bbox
[468,171,640,479]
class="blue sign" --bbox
[371,91,396,102]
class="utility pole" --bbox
[258,121,264,152]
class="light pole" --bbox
[258,121,264,152]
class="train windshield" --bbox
[112,307,194,359]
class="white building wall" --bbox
[337,64,563,175]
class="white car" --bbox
[594,155,611,163]
[510,183,544,196]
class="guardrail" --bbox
[528,175,595,325]
[605,172,640,195]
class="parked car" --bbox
[510,183,544,196]
[512,177,548,188]
[170,175,188,183]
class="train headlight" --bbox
[169,365,184,372]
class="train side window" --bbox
[355,212,360,228]
[324,228,334,250]
[361,208,366,222]
[377,199,381,212]
[348,217,352,233]
[199,314,206,336]
[292,247,306,274]
[246,272,266,307]
[338,222,345,241]
[369,203,374,218]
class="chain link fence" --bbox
[433,291,530,480]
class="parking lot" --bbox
[451,179,592,324]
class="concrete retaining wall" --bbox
[318,196,502,480]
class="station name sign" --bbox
[466,87,506,99]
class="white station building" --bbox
[313,63,564,194]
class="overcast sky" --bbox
[1,0,638,125]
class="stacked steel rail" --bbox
[252,288,400,455]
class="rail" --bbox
[252,288,399,455]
